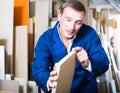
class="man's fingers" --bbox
[72,47,82,52]
[50,70,57,76]
[48,76,57,88]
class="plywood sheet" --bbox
[14,0,29,25]
[0,0,14,74]
[34,1,49,46]
[52,51,77,93]
[28,81,38,93]
[0,46,5,80]
[0,80,19,93]
[15,77,27,93]
[14,26,28,81]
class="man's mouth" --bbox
[67,30,74,35]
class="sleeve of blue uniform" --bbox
[84,29,109,80]
[32,34,52,92]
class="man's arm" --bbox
[88,29,109,77]
[32,34,52,92]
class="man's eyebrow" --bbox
[65,16,72,19]
[65,17,83,22]
[76,20,83,22]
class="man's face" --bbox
[58,7,85,39]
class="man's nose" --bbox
[70,22,75,30]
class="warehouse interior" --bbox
[0,0,120,93]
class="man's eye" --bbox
[66,18,71,22]
[77,22,82,25]
[67,19,71,21]
[76,21,82,25]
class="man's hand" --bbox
[72,47,89,68]
[47,65,58,89]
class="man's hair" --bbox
[59,0,86,15]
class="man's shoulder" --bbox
[81,24,97,36]
[82,24,95,31]
[42,28,54,37]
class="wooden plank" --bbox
[28,18,34,64]
[108,45,120,91]
[5,74,14,80]
[52,51,77,93]
[0,46,5,80]
[0,0,14,74]
[109,79,117,93]
[0,80,19,93]
[0,91,14,93]
[29,1,35,18]
[28,81,38,93]
[15,77,27,93]
[34,1,49,46]
[29,0,52,18]
[14,26,28,81]
[14,0,29,26]
[28,18,34,80]
[113,16,120,70]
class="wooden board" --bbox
[14,0,29,26]
[0,80,19,93]
[0,46,5,80]
[52,51,77,93]
[28,18,34,80]
[28,81,38,93]
[29,1,35,18]
[5,74,14,80]
[113,16,120,70]
[14,26,28,81]
[0,0,14,74]
[34,1,49,46]
[15,77,27,93]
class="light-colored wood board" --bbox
[30,0,52,18]
[113,16,120,71]
[52,51,77,93]
[28,81,38,93]
[14,26,28,81]
[5,74,14,80]
[0,80,19,93]
[109,79,117,93]
[0,91,14,93]
[0,0,14,74]
[0,46,5,80]
[15,77,27,93]
[34,1,49,46]
[108,45,120,91]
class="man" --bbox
[32,0,109,93]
